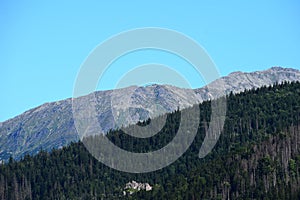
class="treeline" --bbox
[0,81,300,199]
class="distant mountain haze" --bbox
[0,67,300,161]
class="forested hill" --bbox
[1,81,300,200]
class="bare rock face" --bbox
[123,180,152,195]
[0,67,299,161]
[195,67,300,100]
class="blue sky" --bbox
[0,1,300,122]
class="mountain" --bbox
[195,66,300,97]
[0,81,299,199]
[0,67,300,161]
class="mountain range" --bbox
[0,66,300,161]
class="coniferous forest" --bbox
[0,81,300,200]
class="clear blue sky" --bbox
[1,1,300,122]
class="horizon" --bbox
[1,1,300,122]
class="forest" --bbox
[0,81,300,200]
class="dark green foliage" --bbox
[0,81,300,199]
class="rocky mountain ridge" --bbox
[0,67,300,161]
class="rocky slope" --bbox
[195,67,300,98]
[0,67,299,161]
